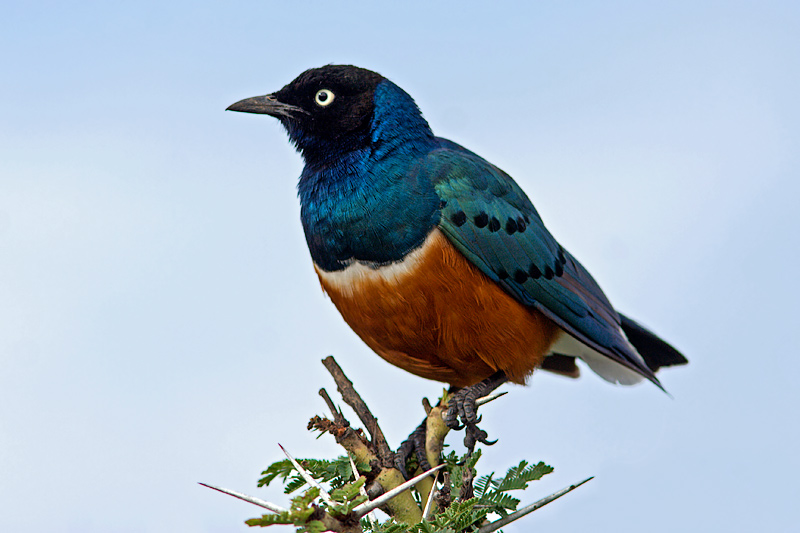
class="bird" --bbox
[227,64,687,461]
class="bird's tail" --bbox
[618,314,688,373]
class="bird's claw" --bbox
[445,386,497,453]
[444,371,507,454]
[397,372,507,474]
[394,420,431,479]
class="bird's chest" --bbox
[313,228,561,387]
[299,162,440,271]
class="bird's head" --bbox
[228,65,433,166]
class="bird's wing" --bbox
[425,140,661,387]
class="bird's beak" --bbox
[226,94,307,118]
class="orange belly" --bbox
[314,228,561,388]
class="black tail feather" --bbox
[619,314,688,373]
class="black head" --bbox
[227,65,385,160]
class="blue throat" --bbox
[296,81,441,271]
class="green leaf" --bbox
[474,472,493,497]
[258,455,372,493]
[284,475,308,494]
[248,446,556,532]
[477,490,520,511]
[298,520,327,533]
[443,449,482,497]
[258,459,295,488]
[491,461,553,492]
[330,476,366,502]
[429,497,489,532]
[361,518,405,533]
[245,512,292,527]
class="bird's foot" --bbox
[445,371,508,455]
[394,420,431,479]
[394,372,507,478]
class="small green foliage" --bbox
[359,498,487,533]
[246,487,319,529]
[428,497,489,532]
[300,521,327,533]
[248,449,553,532]
[474,459,554,518]
[483,460,553,492]
[259,455,371,494]
[245,513,293,528]
[330,476,366,502]
[329,477,369,517]
[249,463,370,531]
[356,450,553,533]
[441,449,482,498]
[360,520,417,533]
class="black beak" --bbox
[226,94,308,118]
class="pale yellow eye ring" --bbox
[314,89,335,107]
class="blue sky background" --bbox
[2,1,798,531]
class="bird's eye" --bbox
[314,89,335,107]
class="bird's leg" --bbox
[394,419,432,479]
[395,372,507,478]
[445,371,508,454]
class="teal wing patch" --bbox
[425,140,659,385]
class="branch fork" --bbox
[201,356,592,531]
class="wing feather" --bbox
[427,141,661,387]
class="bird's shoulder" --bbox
[418,139,659,384]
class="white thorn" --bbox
[348,453,360,481]
[348,453,377,525]
[477,476,594,533]
[475,390,507,407]
[199,483,288,514]
[353,463,446,519]
[278,443,335,506]
[422,471,440,521]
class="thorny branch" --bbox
[201,356,591,532]
[321,356,394,468]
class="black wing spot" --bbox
[513,269,529,284]
[505,218,518,234]
[451,211,467,227]
[488,217,501,232]
[497,268,509,280]
[528,264,541,279]
[554,261,564,277]
[558,247,567,264]
[544,266,555,280]
[523,214,530,223]
[440,200,448,209]
[516,217,526,233]
[474,212,489,228]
